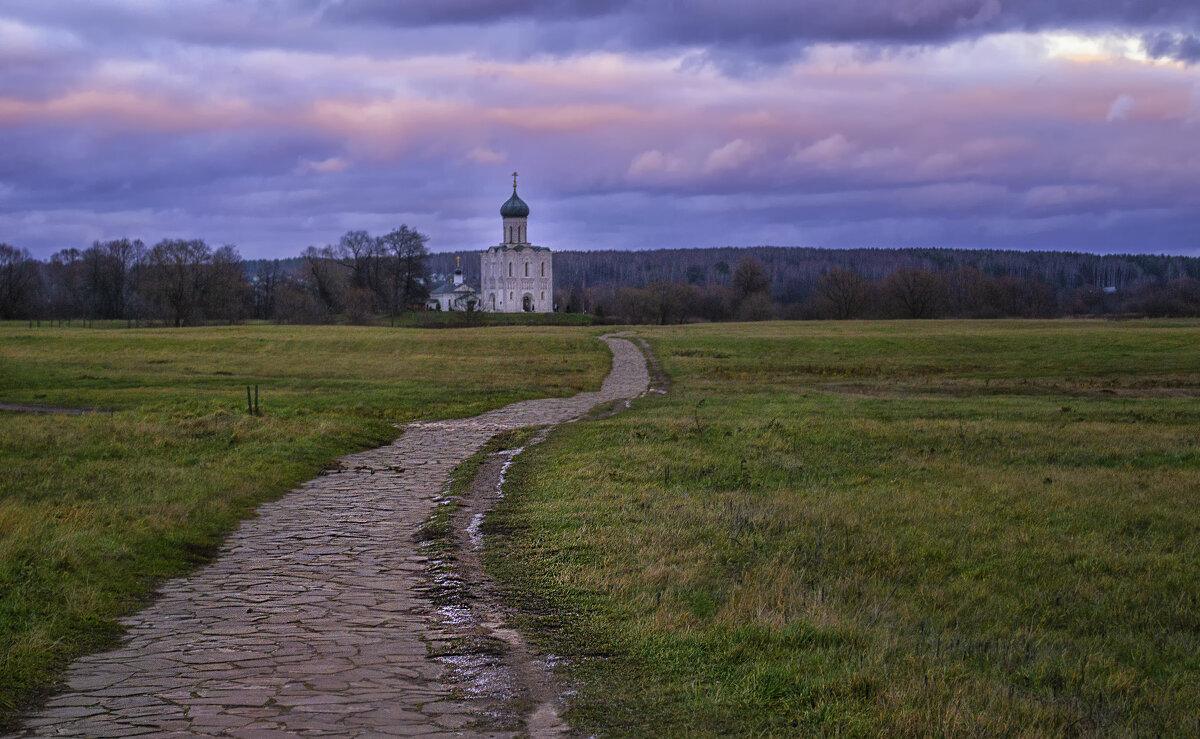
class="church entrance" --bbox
[522,293,534,312]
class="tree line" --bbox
[427,246,1200,323]
[6,237,1199,324]
[572,262,1200,323]
[0,228,431,324]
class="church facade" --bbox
[480,176,553,313]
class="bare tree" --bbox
[301,245,346,318]
[812,268,873,319]
[0,244,39,319]
[334,230,388,308]
[145,239,213,326]
[82,239,144,319]
[252,259,287,319]
[205,245,249,323]
[883,269,949,319]
[732,257,771,301]
[45,248,85,320]
[380,225,429,314]
[736,291,775,321]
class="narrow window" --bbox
[541,261,545,276]
[524,262,529,277]
[508,263,512,277]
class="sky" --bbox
[1,1,1198,259]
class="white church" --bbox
[426,174,554,313]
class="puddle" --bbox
[466,512,486,550]
[435,605,473,627]
[496,446,524,496]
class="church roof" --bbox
[488,243,550,253]
[429,281,478,296]
[500,188,530,218]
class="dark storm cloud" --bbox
[322,0,1200,51]
[1143,32,1200,62]
[11,1,1198,62]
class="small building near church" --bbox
[481,174,553,313]
[426,258,481,311]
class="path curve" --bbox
[10,334,649,738]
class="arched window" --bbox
[508,263,512,277]
[524,262,529,277]
[541,261,545,276]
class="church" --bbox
[427,174,554,313]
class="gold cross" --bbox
[512,171,518,189]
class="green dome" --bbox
[501,189,530,218]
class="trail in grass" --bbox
[0,402,110,415]
[8,334,648,738]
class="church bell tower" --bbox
[482,172,552,313]
[500,171,530,245]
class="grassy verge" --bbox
[417,427,543,550]
[0,324,608,727]
[486,319,1200,736]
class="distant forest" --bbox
[3,237,1200,325]
[430,246,1200,322]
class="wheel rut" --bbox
[8,334,650,738]
[425,427,566,737]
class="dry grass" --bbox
[486,319,1200,736]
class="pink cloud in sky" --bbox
[0,2,1197,256]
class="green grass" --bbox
[486,319,1200,736]
[0,323,609,727]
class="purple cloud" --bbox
[321,1,1200,54]
[1143,32,1200,62]
[0,1,1197,258]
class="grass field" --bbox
[0,323,609,727]
[486,319,1200,736]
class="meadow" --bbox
[0,323,609,726]
[486,319,1200,736]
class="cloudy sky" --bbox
[1,1,1198,258]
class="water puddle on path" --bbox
[423,428,571,737]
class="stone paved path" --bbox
[9,335,649,738]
